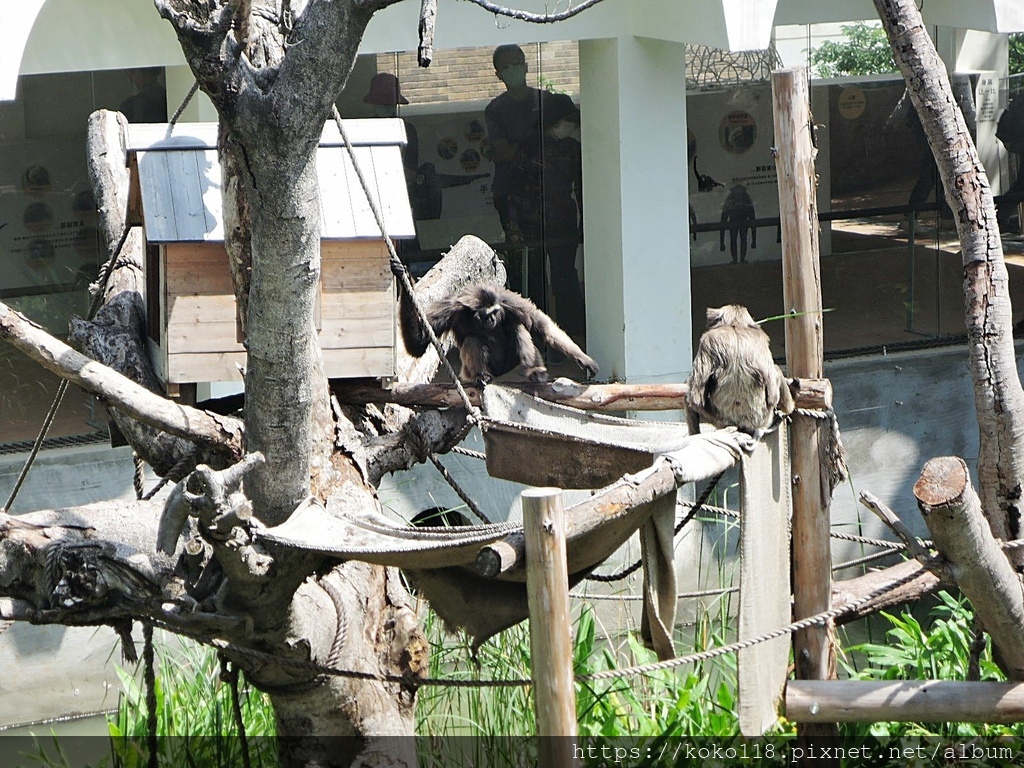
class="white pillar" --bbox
[579,36,692,384]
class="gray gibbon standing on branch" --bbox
[685,304,795,439]
[396,279,599,385]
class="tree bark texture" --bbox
[875,0,1024,547]
[0,300,243,466]
[915,457,1024,679]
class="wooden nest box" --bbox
[126,120,414,397]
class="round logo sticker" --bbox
[437,137,458,160]
[460,149,482,172]
[719,111,757,154]
[465,119,485,142]
[837,87,867,120]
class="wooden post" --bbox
[772,66,838,754]
[522,487,578,767]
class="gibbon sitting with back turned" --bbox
[685,304,795,439]
[397,281,599,384]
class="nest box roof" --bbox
[126,120,416,243]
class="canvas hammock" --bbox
[259,385,770,655]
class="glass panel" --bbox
[338,42,586,345]
[688,26,1024,358]
[1,69,163,445]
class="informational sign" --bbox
[0,140,99,295]
[975,72,998,124]
[837,86,867,120]
[406,109,504,250]
[687,86,781,267]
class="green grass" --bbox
[24,582,1024,767]
[105,635,277,768]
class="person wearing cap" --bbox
[364,73,420,258]
[505,92,586,343]
[363,73,419,182]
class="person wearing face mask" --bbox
[505,93,587,343]
[485,44,546,303]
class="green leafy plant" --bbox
[1011,34,1023,77]
[106,637,276,768]
[811,22,897,78]
[840,591,1024,743]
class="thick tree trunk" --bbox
[875,0,1024,547]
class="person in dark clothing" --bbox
[119,68,167,123]
[997,94,1024,234]
[363,73,419,182]
[363,72,421,256]
[719,184,757,264]
[485,44,547,303]
[506,93,587,342]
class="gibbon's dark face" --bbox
[469,287,503,331]
[475,303,503,330]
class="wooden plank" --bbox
[317,148,360,239]
[165,255,234,294]
[167,351,247,384]
[137,151,178,242]
[370,144,416,238]
[319,117,408,147]
[198,148,224,239]
[322,240,386,261]
[349,146,384,239]
[146,337,169,385]
[127,123,219,152]
[168,149,213,241]
[522,488,579,758]
[163,241,228,265]
[167,345,394,384]
[738,425,791,736]
[166,294,238,328]
[165,321,244,354]
[787,680,1024,723]
[319,317,395,348]
[323,346,394,378]
[320,305,394,325]
[773,64,837,753]
[129,119,407,154]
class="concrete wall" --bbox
[0,445,164,729]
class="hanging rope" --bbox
[168,80,200,130]
[4,220,133,514]
[143,622,158,768]
[329,105,481,422]
[587,472,724,583]
[2,380,69,513]
[428,454,494,524]
[451,445,487,461]
[143,560,922,690]
[220,654,253,768]
[133,453,147,500]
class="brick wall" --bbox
[374,41,580,106]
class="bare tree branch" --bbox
[0,302,243,462]
[462,0,608,23]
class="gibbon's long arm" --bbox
[397,283,462,358]
[505,292,598,379]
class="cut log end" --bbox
[914,456,969,509]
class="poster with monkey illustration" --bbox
[685,84,831,268]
